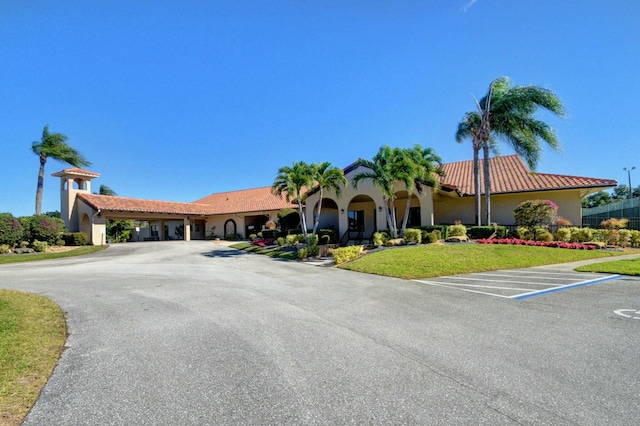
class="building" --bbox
[53,155,616,245]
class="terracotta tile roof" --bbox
[194,186,298,215]
[51,168,101,178]
[77,193,213,215]
[441,155,617,196]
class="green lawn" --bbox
[338,244,634,279]
[575,258,640,276]
[0,245,107,265]
[0,290,67,425]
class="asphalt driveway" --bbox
[1,241,639,425]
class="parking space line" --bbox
[412,280,514,298]
[440,276,567,286]
[512,275,622,300]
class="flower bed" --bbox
[476,238,596,250]
[251,237,276,247]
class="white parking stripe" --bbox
[439,275,571,285]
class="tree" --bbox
[309,162,347,239]
[32,125,91,215]
[272,162,315,243]
[398,145,445,236]
[98,185,117,196]
[456,77,565,225]
[582,191,611,208]
[352,146,411,239]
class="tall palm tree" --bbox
[272,161,314,243]
[352,146,411,238]
[398,145,445,236]
[98,185,117,196]
[456,76,565,225]
[309,162,347,238]
[32,125,91,215]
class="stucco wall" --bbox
[434,189,583,226]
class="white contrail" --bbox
[462,0,479,12]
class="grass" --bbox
[230,242,299,260]
[575,258,640,276]
[0,245,107,265]
[338,244,635,279]
[0,290,67,425]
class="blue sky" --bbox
[1,1,638,217]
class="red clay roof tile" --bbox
[194,186,298,215]
[78,193,213,215]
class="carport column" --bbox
[160,220,165,241]
[184,218,191,241]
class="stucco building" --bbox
[53,155,616,245]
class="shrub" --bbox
[629,230,640,248]
[384,238,407,247]
[317,229,338,244]
[61,232,88,246]
[403,228,422,244]
[0,213,23,246]
[421,232,436,244]
[590,229,608,243]
[420,225,448,239]
[571,227,593,243]
[20,241,29,248]
[555,227,572,243]
[477,238,596,250]
[447,222,467,238]
[513,199,558,229]
[224,233,242,241]
[554,216,572,227]
[262,229,281,240]
[536,228,554,242]
[32,240,48,253]
[372,232,388,247]
[285,234,299,246]
[618,229,631,247]
[320,235,331,245]
[276,237,286,246]
[19,215,65,244]
[298,245,320,259]
[0,244,11,254]
[56,239,66,246]
[466,225,508,240]
[308,234,319,246]
[296,234,306,244]
[331,246,362,264]
[517,227,532,240]
[600,218,629,230]
[249,233,258,241]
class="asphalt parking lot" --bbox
[1,241,639,425]
[414,268,622,300]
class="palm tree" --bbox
[456,77,565,225]
[352,146,409,238]
[398,145,445,236]
[98,185,117,196]
[32,125,91,215]
[272,161,314,243]
[309,162,347,238]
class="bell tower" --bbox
[51,168,100,232]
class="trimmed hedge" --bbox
[331,246,362,264]
[419,225,448,239]
[61,232,88,246]
[467,226,508,240]
[403,228,422,244]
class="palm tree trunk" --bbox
[297,201,309,243]
[473,146,481,226]
[382,196,395,238]
[35,156,46,216]
[389,199,399,238]
[482,143,491,225]
[400,194,412,236]
[312,188,323,238]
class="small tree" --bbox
[0,213,24,247]
[19,215,65,244]
[513,200,558,240]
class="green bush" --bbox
[224,233,242,241]
[629,230,640,248]
[249,233,257,241]
[517,226,532,240]
[403,228,422,244]
[618,229,631,247]
[0,213,24,247]
[317,229,338,244]
[285,234,298,246]
[420,225,448,239]
[447,223,467,237]
[590,229,608,243]
[276,237,286,246]
[555,227,572,243]
[19,215,65,244]
[467,226,508,239]
[535,228,554,242]
[421,232,436,244]
[60,232,88,246]
[308,234,319,246]
[384,238,407,247]
[0,244,11,254]
[32,240,48,253]
[298,245,320,259]
[20,241,29,248]
[372,232,389,247]
[331,246,362,265]
[297,234,307,244]
[56,239,65,246]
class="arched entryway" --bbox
[344,195,377,244]
[224,219,237,237]
[80,213,91,238]
[393,190,422,228]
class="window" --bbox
[348,210,364,232]
[150,225,159,237]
